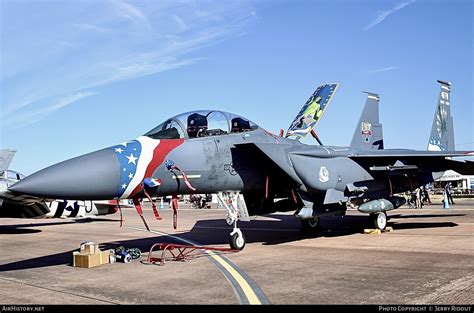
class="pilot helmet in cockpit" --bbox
[187,113,208,138]
[231,117,251,133]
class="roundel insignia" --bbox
[319,166,329,183]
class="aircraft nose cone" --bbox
[9,148,120,200]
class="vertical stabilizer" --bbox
[427,80,454,151]
[350,92,384,150]
[0,149,16,171]
[286,83,339,140]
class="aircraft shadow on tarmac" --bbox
[0,227,41,234]
[0,213,460,272]
[181,213,459,246]
[0,235,179,272]
[0,218,120,235]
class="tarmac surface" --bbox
[0,199,473,305]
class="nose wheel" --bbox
[229,227,246,250]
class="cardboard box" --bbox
[80,242,99,254]
[73,251,101,268]
[73,250,110,268]
[99,250,110,265]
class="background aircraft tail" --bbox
[350,92,384,150]
[0,149,16,172]
[427,80,454,151]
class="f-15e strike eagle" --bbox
[9,81,473,249]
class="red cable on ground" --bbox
[147,242,240,266]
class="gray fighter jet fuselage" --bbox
[9,83,473,249]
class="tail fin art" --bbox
[350,92,384,150]
[286,83,339,140]
[427,80,454,151]
[0,149,16,172]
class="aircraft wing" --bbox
[286,83,339,139]
[347,150,473,158]
[239,142,474,186]
[346,150,474,175]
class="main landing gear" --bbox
[369,211,387,230]
[300,216,320,233]
[217,192,249,250]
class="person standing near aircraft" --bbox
[445,182,455,205]
[422,185,431,205]
[415,187,423,209]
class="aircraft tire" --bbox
[370,212,387,230]
[300,217,320,233]
[229,232,246,250]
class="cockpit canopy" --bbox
[0,170,25,181]
[144,110,259,140]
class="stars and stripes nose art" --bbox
[112,139,144,198]
[111,136,184,199]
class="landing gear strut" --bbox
[217,192,249,250]
[369,212,387,230]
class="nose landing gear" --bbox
[217,192,250,250]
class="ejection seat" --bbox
[187,113,208,138]
[231,117,251,133]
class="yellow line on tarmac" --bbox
[121,225,264,304]
[206,251,261,305]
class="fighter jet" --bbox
[0,149,123,218]
[9,83,473,249]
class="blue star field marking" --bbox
[111,140,142,197]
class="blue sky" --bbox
[1,0,472,175]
